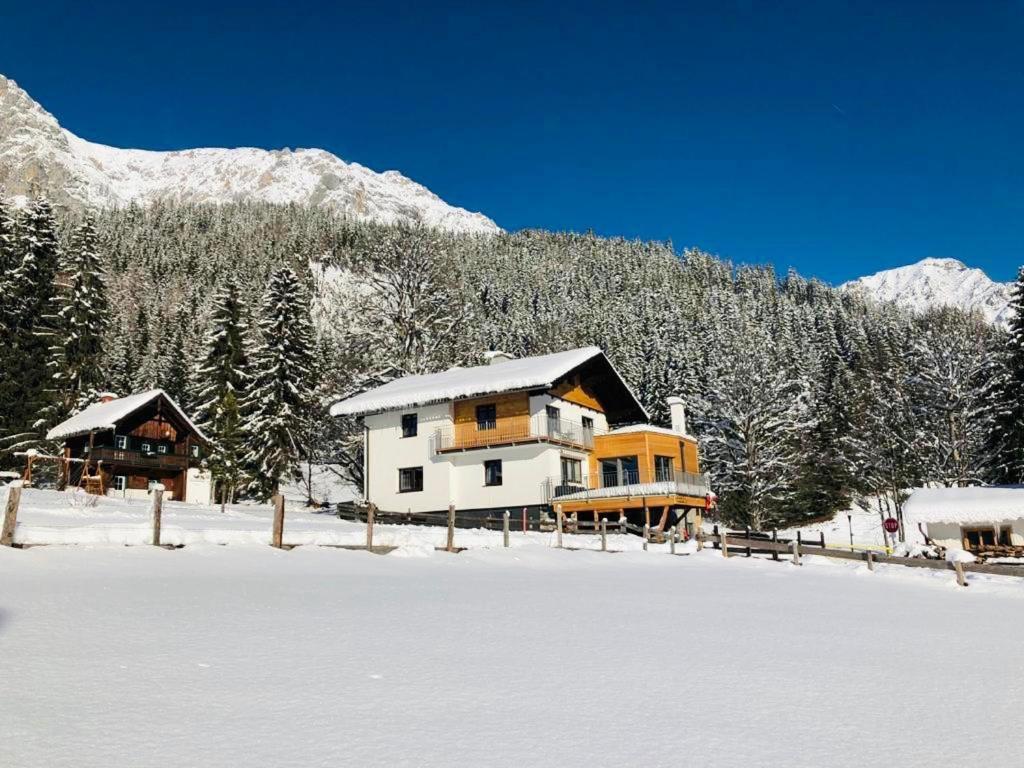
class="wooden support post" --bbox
[791,538,800,566]
[669,526,676,555]
[600,519,607,552]
[819,531,826,548]
[555,504,564,549]
[1,480,23,547]
[271,493,285,549]
[366,503,376,550]
[745,526,751,557]
[696,529,704,551]
[771,529,779,562]
[151,484,164,546]
[721,529,730,558]
[954,560,967,587]
[866,550,874,572]
[522,507,527,533]
[643,524,649,551]
[446,503,456,552]
[503,510,510,548]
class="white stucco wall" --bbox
[365,403,454,513]
[528,393,608,435]
[926,519,1024,549]
[445,443,569,510]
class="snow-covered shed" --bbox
[903,486,1024,551]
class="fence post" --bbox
[1,480,23,547]
[819,531,825,549]
[366,503,375,550]
[697,528,703,551]
[721,529,730,558]
[446,504,456,552]
[954,560,967,587]
[555,504,564,549]
[503,510,510,548]
[600,519,607,552]
[791,538,800,566]
[151,484,164,546]
[669,526,676,555]
[712,524,720,551]
[643,524,649,551]
[745,526,751,557]
[771,529,779,562]
[522,507,527,533]
[272,493,286,549]
[866,550,874,572]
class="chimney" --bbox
[484,351,515,366]
[667,396,687,436]
[97,391,119,404]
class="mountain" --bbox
[842,257,1013,325]
[0,74,499,234]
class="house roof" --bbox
[903,485,1024,525]
[330,346,648,420]
[607,424,693,440]
[45,389,210,443]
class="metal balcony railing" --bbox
[433,413,599,453]
[543,469,711,503]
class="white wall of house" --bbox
[365,403,454,513]
[926,520,1024,549]
[446,444,562,510]
[528,393,608,434]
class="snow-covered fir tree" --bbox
[984,268,1024,484]
[191,279,250,504]
[242,266,315,498]
[45,216,109,421]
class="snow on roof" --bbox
[903,486,1024,525]
[46,389,209,443]
[330,347,647,418]
[607,424,694,440]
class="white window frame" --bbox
[114,435,128,450]
[141,442,152,454]
[157,444,168,455]
[113,475,127,492]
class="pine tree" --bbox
[242,266,315,498]
[0,197,63,456]
[192,279,250,503]
[985,267,1024,483]
[45,217,110,422]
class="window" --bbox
[581,416,594,432]
[962,526,997,551]
[398,467,424,493]
[157,444,168,455]
[113,475,127,492]
[141,442,152,454]
[114,435,128,450]
[191,445,201,458]
[484,459,503,486]
[476,403,497,431]
[401,413,418,438]
[654,455,673,482]
[600,456,639,487]
[561,457,582,485]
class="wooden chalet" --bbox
[46,390,212,503]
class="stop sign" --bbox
[883,517,899,534]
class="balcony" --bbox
[88,446,190,471]
[434,414,598,453]
[543,469,711,504]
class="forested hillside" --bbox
[1,197,1020,528]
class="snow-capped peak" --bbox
[842,257,1012,325]
[0,73,500,234]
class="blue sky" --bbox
[3,1,1022,283]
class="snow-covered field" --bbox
[2,544,1023,767]
[4,486,1024,767]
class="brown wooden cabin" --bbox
[47,390,210,502]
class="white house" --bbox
[330,347,712,528]
[904,486,1024,552]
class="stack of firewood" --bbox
[972,545,1024,562]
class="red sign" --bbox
[883,518,899,534]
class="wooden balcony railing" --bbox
[434,414,599,453]
[88,446,189,471]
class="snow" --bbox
[2,538,1023,767]
[330,346,648,418]
[843,257,1012,326]
[44,389,208,442]
[0,74,499,235]
[903,485,1024,525]
[606,423,687,437]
